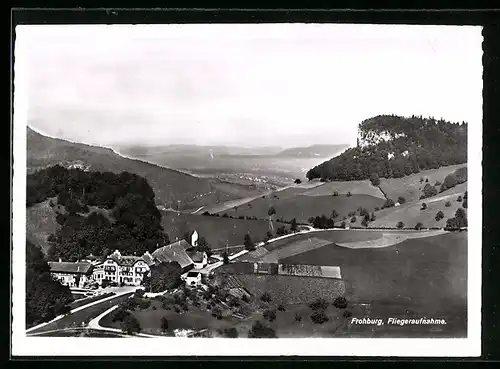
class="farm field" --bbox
[234,274,345,305]
[369,182,467,229]
[282,231,467,337]
[161,212,271,248]
[302,179,385,199]
[28,293,134,334]
[219,193,386,224]
[378,164,467,203]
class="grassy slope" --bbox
[378,164,467,203]
[161,212,271,248]
[283,231,467,337]
[220,193,386,224]
[26,199,61,253]
[27,127,261,210]
[369,182,467,229]
[302,179,385,199]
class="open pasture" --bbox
[302,179,385,199]
[378,164,467,203]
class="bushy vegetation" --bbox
[440,167,467,193]
[248,321,277,338]
[263,309,277,322]
[310,310,329,324]
[148,262,182,293]
[307,115,467,181]
[435,211,445,221]
[420,183,438,199]
[26,240,74,327]
[244,233,255,251]
[445,208,468,231]
[28,165,169,261]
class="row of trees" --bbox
[307,115,467,181]
[26,240,74,327]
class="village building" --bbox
[151,240,196,273]
[185,271,202,287]
[48,261,94,288]
[92,250,152,286]
[187,250,208,269]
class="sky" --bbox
[17,24,483,149]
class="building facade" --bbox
[48,261,94,288]
[92,250,152,286]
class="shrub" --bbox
[160,316,169,332]
[309,298,329,311]
[414,222,424,230]
[202,211,211,216]
[350,216,357,223]
[370,212,376,222]
[174,306,181,313]
[457,196,463,202]
[425,178,429,183]
[277,304,286,312]
[263,309,277,322]
[435,180,442,186]
[382,199,395,209]
[244,233,255,251]
[120,315,141,335]
[111,307,130,322]
[396,221,405,229]
[294,178,302,184]
[346,191,352,197]
[260,292,272,303]
[222,213,229,218]
[332,191,339,196]
[222,327,238,338]
[222,251,229,264]
[294,312,302,322]
[152,306,157,310]
[421,203,427,210]
[435,211,445,221]
[348,211,356,217]
[397,196,406,204]
[374,207,380,211]
[248,321,277,338]
[421,184,438,199]
[445,201,451,207]
[463,191,468,200]
[361,218,368,227]
[340,221,346,229]
[370,173,381,186]
[311,310,329,324]
[343,310,353,318]
[333,296,348,309]
[211,306,222,320]
[463,199,468,208]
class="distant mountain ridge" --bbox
[27,127,262,210]
[307,115,467,181]
[274,144,350,158]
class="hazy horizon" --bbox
[17,24,482,149]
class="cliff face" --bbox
[307,115,467,182]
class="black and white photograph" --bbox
[12,22,482,356]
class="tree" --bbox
[396,221,405,229]
[333,296,348,309]
[260,292,272,303]
[350,216,357,223]
[294,178,302,184]
[160,316,169,332]
[435,211,445,221]
[222,251,229,264]
[420,184,438,199]
[346,191,352,197]
[421,203,427,210]
[26,240,74,327]
[311,310,329,324]
[440,173,458,192]
[457,196,463,202]
[149,262,182,293]
[361,218,368,227]
[455,208,467,227]
[331,210,339,219]
[263,309,277,322]
[290,218,298,232]
[332,191,339,196]
[121,315,141,335]
[248,321,277,338]
[244,233,255,251]
[370,212,376,222]
[445,201,451,207]
[463,199,468,209]
[309,298,329,311]
[382,199,395,209]
[340,221,347,229]
[397,196,406,204]
[369,173,381,186]
[265,230,273,242]
[414,222,424,230]
[463,191,468,200]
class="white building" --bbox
[49,261,93,288]
[92,250,152,286]
[185,271,202,287]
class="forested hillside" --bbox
[306,115,467,181]
[27,165,169,261]
[27,127,260,210]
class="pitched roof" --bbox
[141,253,155,266]
[187,251,204,263]
[151,240,194,269]
[187,271,200,278]
[48,261,93,274]
[108,255,144,267]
